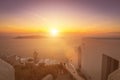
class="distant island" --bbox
[14,35,47,39]
[85,37,120,40]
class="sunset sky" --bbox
[0,0,120,34]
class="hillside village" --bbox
[0,50,85,80]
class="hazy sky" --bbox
[0,0,120,33]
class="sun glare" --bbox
[50,28,59,37]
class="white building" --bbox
[80,38,120,80]
[0,58,15,80]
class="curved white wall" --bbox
[0,59,15,80]
[108,68,120,80]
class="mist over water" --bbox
[0,37,82,68]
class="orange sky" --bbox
[0,1,120,34]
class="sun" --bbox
[50,28,59,37]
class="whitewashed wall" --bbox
[0,59,15,80]
[81,38,120,80]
